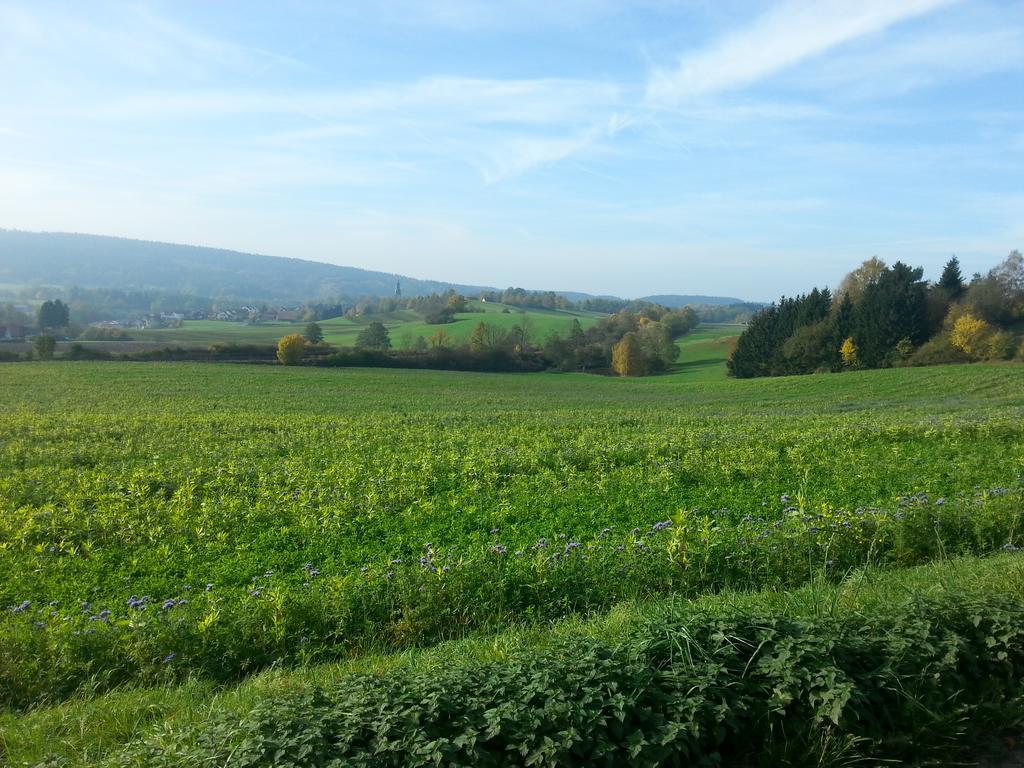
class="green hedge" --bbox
[102,589,1024,768]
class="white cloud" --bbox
[785,20,1024,98]
[332,0,628,31]
[478,113,633,182]
[80,77,626,183]
[90,77,622,124]
[646,0,958,104]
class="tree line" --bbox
[279,305,700,376]
[728,252,1024,378]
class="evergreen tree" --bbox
[938,256,965,300]
[851,262,929,368]
[303,322,324,344]
[727,305,780,378]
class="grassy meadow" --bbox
[132,300,606,348]
[1,355,1023,765]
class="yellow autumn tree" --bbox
[611,332,644,376]
[950,313,993,359]
[276,333,306,365]
[429,329,450,349]
[839,337,859,368]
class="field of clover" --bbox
[1,361,1023,708]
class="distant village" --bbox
[0,301,314,341]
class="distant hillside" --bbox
[0,230,493,302]
[639,294,750,307]
[0,230,757,307]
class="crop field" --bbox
[132,300,605,348]
[1,360,1023,765]
[669,323,739,379]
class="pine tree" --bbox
[851,262,929,367]
[938,256,965,300]
[303,322,323,344]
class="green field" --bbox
[670,323,740,379]
[132,300,606,348]
[1,360,1023,764]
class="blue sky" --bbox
[1,1,1022,300]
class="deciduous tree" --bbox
[355,321,391,350]
[611,332,644,376]
[276,333,306,365]
[33,334,56,360]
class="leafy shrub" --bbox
[33,334,56,360]
[423,307,456,324]
[110,589,1024,767]
[78,326,133,341]
[276,334,307,365]
[906,333,970,366]
[64,343,113,360]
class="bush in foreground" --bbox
[109,587,1024,767]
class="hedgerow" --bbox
[106,587,1024,767]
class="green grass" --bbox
[132,301,605,348]
[669,322,740,380]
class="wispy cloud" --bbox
[90,77,622,124]
[783,17,1024,98]
[0,2,304,79]
[478,113,633,183]
[333,0,626,31]
[80,76,625,182]
[646,0,958,104]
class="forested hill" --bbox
[0,230,494,302]
[0,229,756,307]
